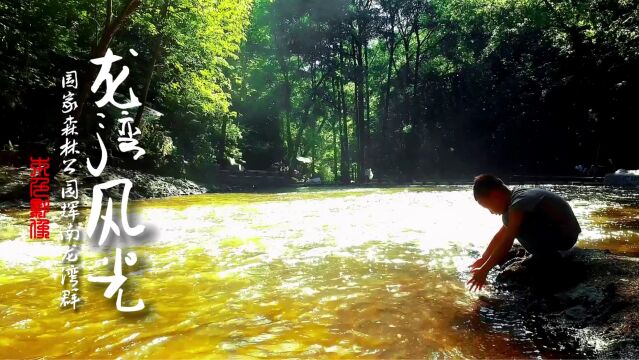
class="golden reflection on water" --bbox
[0,185,637,358]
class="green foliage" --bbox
[1,0,253,176]
[128,0,253,170]
[2,0,637,182]
[235,0,639,181]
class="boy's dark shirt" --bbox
[501,187,581,254]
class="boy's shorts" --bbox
[515,212,579,257]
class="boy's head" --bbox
[473,174,510,215]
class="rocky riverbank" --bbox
[493,245,639,358]
[0,165,208,208]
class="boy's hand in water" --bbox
[467,266,489,292]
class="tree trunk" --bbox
[277,55,294,174]
[134,0,171,130]
[383,30,396,165]
[351,35,366,182]
[332,121,338,182]
[218,115,228,165]
[338,42,350,184]
[413,18,422,126]
[364,42,371,168]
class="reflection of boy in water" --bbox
[467,174,581,291]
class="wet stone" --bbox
[493,247,639,358]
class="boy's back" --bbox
[502,187,581,256]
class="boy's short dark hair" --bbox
[473,174,507,200]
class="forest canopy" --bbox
[1,0,638,182]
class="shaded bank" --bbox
[0,166,207,209]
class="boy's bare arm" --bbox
[482,211,522,271]
[468,210,523,291]
[469,225,506,269]
[482,225,507,259]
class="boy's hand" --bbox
[467,266,489,292]
[468,257,486,270]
